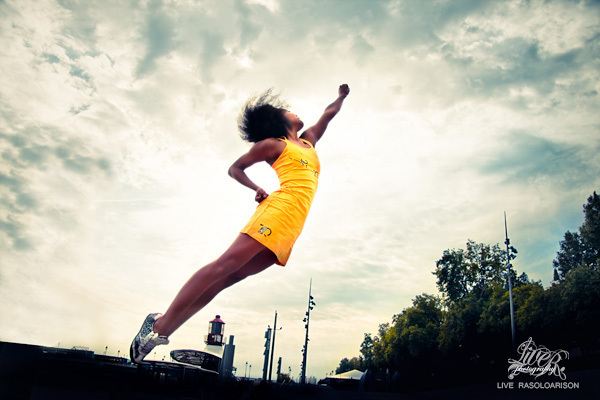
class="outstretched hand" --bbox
[338,84,350,98]
[255,187,269,203]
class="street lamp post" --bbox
[268,311,282,382]
[262,326,271,380]
[300,279,316,384]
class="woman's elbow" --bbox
[228,165,236,178]
[228,164,244,179]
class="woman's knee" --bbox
[224,271,247,288]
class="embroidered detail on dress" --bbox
[258,224,272,237]
[288,157,319,177]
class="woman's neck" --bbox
[284,130,300,142]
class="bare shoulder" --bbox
[251,137,286,164]
[252,137,285,153]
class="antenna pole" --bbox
[504,212,517,355]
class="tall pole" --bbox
[262,326,271,380]
[268,310,278,381]
[504,212,517,355]
[301,279,315,384]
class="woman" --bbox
[130,84,350,363]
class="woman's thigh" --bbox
[213,246,277,291]
[215,233,272,271]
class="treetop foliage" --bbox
[553,191,600,278]
[433,240,512,304]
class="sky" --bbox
[1,0,599,381]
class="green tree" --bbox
[359,333,374,370]
[335,357,361,374]
[553,191,600,278]
[515,282,548,342]
[515,264,600,352]
[545,265,600,351]
[478,280,540,356]
[553,231,584,277]
[438,292,483,356]
[399,294,443,361]
[370,294,443,373]
[435,236,526,359]
[434,240,509,304]
[372,323,390,370]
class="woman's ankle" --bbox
[153,315,167,337]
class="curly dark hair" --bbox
[237,89,291,143]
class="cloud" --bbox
[0,122,114,253]
[235,0,264,47]
[136,1,179,77]
[447,38,585,97]
[351,34,375,66]
[480,132,599,188]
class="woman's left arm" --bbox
[301,84,350,146]
[228,138,284,203]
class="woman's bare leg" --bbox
[155,248,277,336]
[152,234,274,337]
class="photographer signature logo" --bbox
[508,337,569,380]
[497,337,579,390]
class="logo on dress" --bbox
[258,224,272,237]
[289,157,319,177]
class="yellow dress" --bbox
[241,138,320,266]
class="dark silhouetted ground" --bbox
[1,341,597,399]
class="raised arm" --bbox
[300,84,350,146]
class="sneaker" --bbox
[130,313,170,363]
